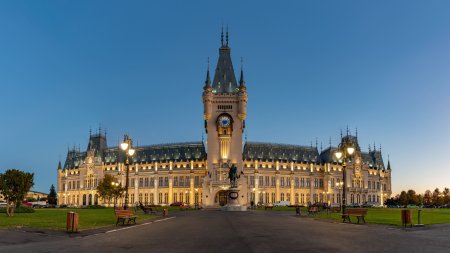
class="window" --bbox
[250,176,254,186]
[259,176,264,186]
[295,193,299,204]
[286,178,291,187]
[377,182,380,190]
[173,193,178,202]
[174,176,178,187]
[218,105,233,110]
[331,178,335,187]
[265,176,269,186]
[314,179,318,188]
[164,193,168,204]
[164,177,169,187]
[139,178,144,187]
[294,178,299,187]
[150,193,154,204]
[281,193,285,201]
[144,178,149,187]
[319,179,323,188]
[150,177,155,187]
[306,179,311,187]
[179,176,184,186]
[195,176,200,187]
[185,176,190,186]
[301,178,305,187]
[286,193,290,201]
[131,178,135,187]
[158,177,163,187]
[280,177,285,187]
[368,181,371,189]
[271,177,276,186]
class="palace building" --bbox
[57,32,392,208]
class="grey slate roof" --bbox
[212,46,238,93]
[243,142,320,163]
[64,142,206,169]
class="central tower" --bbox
[202,30,248,207]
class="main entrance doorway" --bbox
[215,190,228,206]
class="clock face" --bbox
[218,115,231,127]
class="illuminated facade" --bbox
[57,33,392,207]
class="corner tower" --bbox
[202,30,248,207]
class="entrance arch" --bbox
[215,190,228,206]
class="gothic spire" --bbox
[387,155,391,170]
[204,57,211,89]
[212,27,238,93]
[57,161,62,170]
[221,25,224,47]
[226,25,229,47]
[239,58,246,88]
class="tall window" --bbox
[280,177,285,187]
[271,177,276,186]
[301,178,305,187]
[174,176,178,187]
[259,176,264,186]
[306,179,311,187]
[265,176,270,186]
[295,178,299,187]
[280,193,285,201]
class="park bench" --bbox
[114,209,137,226]
[308,206,319,215]
[139,201,155,215]
[331,207,341,213]
[342,208,368,224]
[264,205,274,210]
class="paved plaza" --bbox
[0,210,449,253]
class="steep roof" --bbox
[64,142,207,169]
[243,142,320,163]
[211,31,238,93]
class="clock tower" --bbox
[202,30,248,207]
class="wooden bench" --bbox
[264,205,274,210]
[342,208,368,224]
[139,202,155,214]
[308,206,319,215]
[114,209,137,226]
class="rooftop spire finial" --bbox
[226,25,229,47]
[368,144,371,152]
[346,125,349,136]
[221,25,224,47]
[315,137,318,148]
[239,57,246,87]
[204,57,211,88]
[89,127,92,137]
[340,129,343,139]
[356,127,358,139]
[329,137,332,148]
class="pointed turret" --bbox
[387,155,391,170]
[203,58,212,91]
[239,59,246,89]
[212,28,238,93]
[57,161,62,170]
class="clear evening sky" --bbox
[1,1,449,195]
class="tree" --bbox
[432,188,443,206]
[423,190,432,205]
[443,188,450,204]
[398,191,408,207]
[96,174,122,207]
[406,189,419,205]
[0,169,34,216]
[47,184,57,205]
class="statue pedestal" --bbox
[221,187,247,212]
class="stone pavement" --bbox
[0,210,449,253]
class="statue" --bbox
[228,164,238,187]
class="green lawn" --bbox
[0,208,159,231]
[267,207,450,226]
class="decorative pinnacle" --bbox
[221,25,224,47]
[226,25,229,46]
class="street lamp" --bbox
[121,134,135,210]
[336,181,343,211]
[334,138,356,214]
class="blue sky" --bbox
[0,0,449,195]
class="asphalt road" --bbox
[0,210,449,253]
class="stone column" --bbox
[190,173,195,204]
[168,175,173,204]
[154,177,158,204]
[254,172,259,204]
[290,175,295,204]
[275,173,280,202]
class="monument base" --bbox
[221,187,247,212]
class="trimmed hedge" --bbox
[0,206,35,213]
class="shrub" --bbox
[85,205,106,209]
[0,206,35,213]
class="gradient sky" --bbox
[1,1,449,195]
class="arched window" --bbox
[83,194,86,206]
[88,194,92,205]
[94,194,98,205]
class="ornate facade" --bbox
[57,32,392,207]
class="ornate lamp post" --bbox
[120,134,135,210]
[334,139,355,214]
[336,181,343,211]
